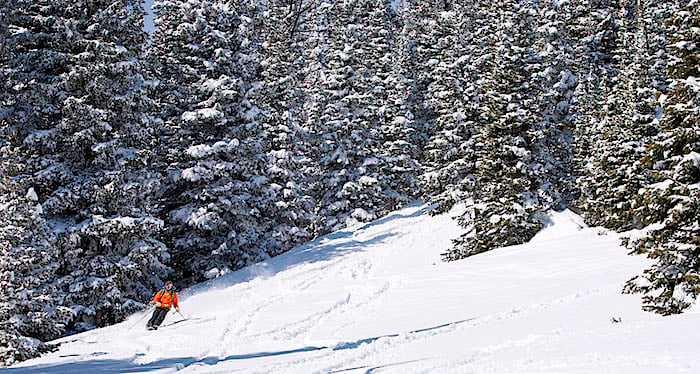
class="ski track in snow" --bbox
[249,285,613,374]
[5,204,700,373]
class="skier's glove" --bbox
[175,307,181,313]
[154,302,162,307]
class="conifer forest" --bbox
[0,0,698,365]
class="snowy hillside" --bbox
[5,204,700,373]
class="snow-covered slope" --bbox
[6,204,700,373]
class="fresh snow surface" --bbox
[6,203,700,373]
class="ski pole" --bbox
[128,305,154,330]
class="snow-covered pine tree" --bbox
[444,0,544,260]
[0,1,69,362]
[0,1,9,118]
[567,0,613,204]
[365,0,423,215]
[526,1,577,212]
[255,0,318,251]
[389,1,436,202]
[570,0,620,226]
[1,0,68,148]
[294,0,334,235]
[384,3,433,194]
[1,0,167,364]
[572,0,666,231]
[409,1,480,215]
[149,0,277,282]
[42,0,167,328]
[305,0,410,233]
[0,180,60,365]
[623,0,700,315]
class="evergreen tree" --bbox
[444,0,544,260]
[411,1,576,261]
[255,0,318,251]
[527,1,578,212]
[1,1,70,362]
[0,1,10,123]
[410,0,480,214]
[567,0,616,203]
[305,0,411,233]
[572,0,663,230]
[389,2,434,203]
[366,0,423,214]
[149,0,274,282]
[42,0,167,327]
[1,0,68,147]
[1,0,167,364]
[624,0,700,315]
[0,180,59,364]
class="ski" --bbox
[155,316,215,329]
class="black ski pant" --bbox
[147,307,169,328]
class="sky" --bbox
[144,0,155,33]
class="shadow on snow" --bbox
[3,316,473,374]
[181,202,432,298]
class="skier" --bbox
[147,281,180,330]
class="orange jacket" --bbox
[153,289,179,309]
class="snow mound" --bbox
[530,209,588,243]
